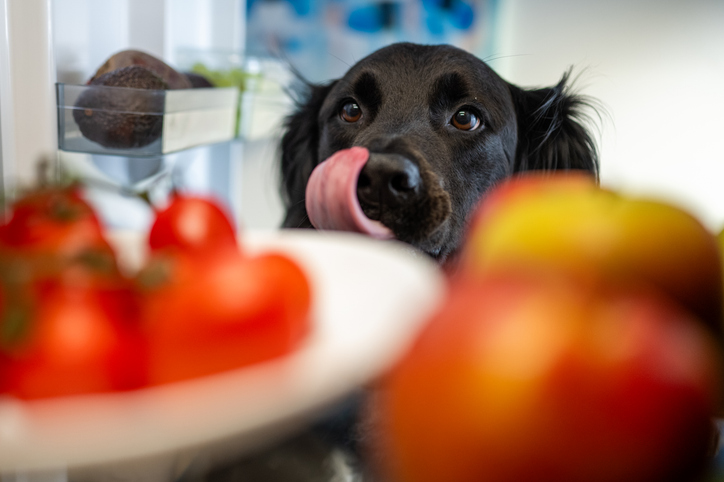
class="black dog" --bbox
[280,42,598,264]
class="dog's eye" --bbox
[451,109,481,131]
[340,102,362,123]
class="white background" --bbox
[494,0,724,231]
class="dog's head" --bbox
[280,43,598,262]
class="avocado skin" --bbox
[73,66,168,149]
[184,72,214,88]
[91,50,192,90]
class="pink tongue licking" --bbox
[305,147,394,239]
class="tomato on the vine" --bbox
[0,184,110,257]
[0,280,146,399]
[0,194,146,399]
[148,193,237,254]
[0,183,314,398]
[138,248,311,385]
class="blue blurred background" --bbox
[245,0,498,82]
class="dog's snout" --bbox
[357,154,421,216]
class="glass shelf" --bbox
[56,83,239,158]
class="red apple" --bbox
[370,273,722,482]
[459,173,723,340]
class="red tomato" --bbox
[148,193,237,254]
[371,274,721,482]
[138,248,311,385]
[0,184,110,257]
[0,283,8,385]
[0,282,145,399]
[0,184,147,399]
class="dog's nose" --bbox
[357,153,421,214]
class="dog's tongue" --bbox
[306,147,394,239]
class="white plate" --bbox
[0,230,445,475]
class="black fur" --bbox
[510,71,599,174]
[280,43,598,263]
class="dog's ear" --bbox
[509,71,599,180]
[279,81,337,228]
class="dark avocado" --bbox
[73,65,168,149]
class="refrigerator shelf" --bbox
[56,83,240,158]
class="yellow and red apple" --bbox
[459,172,723,339]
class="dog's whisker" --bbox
[326,51,352,70]
[481,52,532,64]
[296,212,311,229]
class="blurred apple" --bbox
[460,173,723,340]
[370,273,722,482]
[717,227,724,273]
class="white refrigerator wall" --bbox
[0,0,58,193]
[54,0,245,82]
[495,0,724,231]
